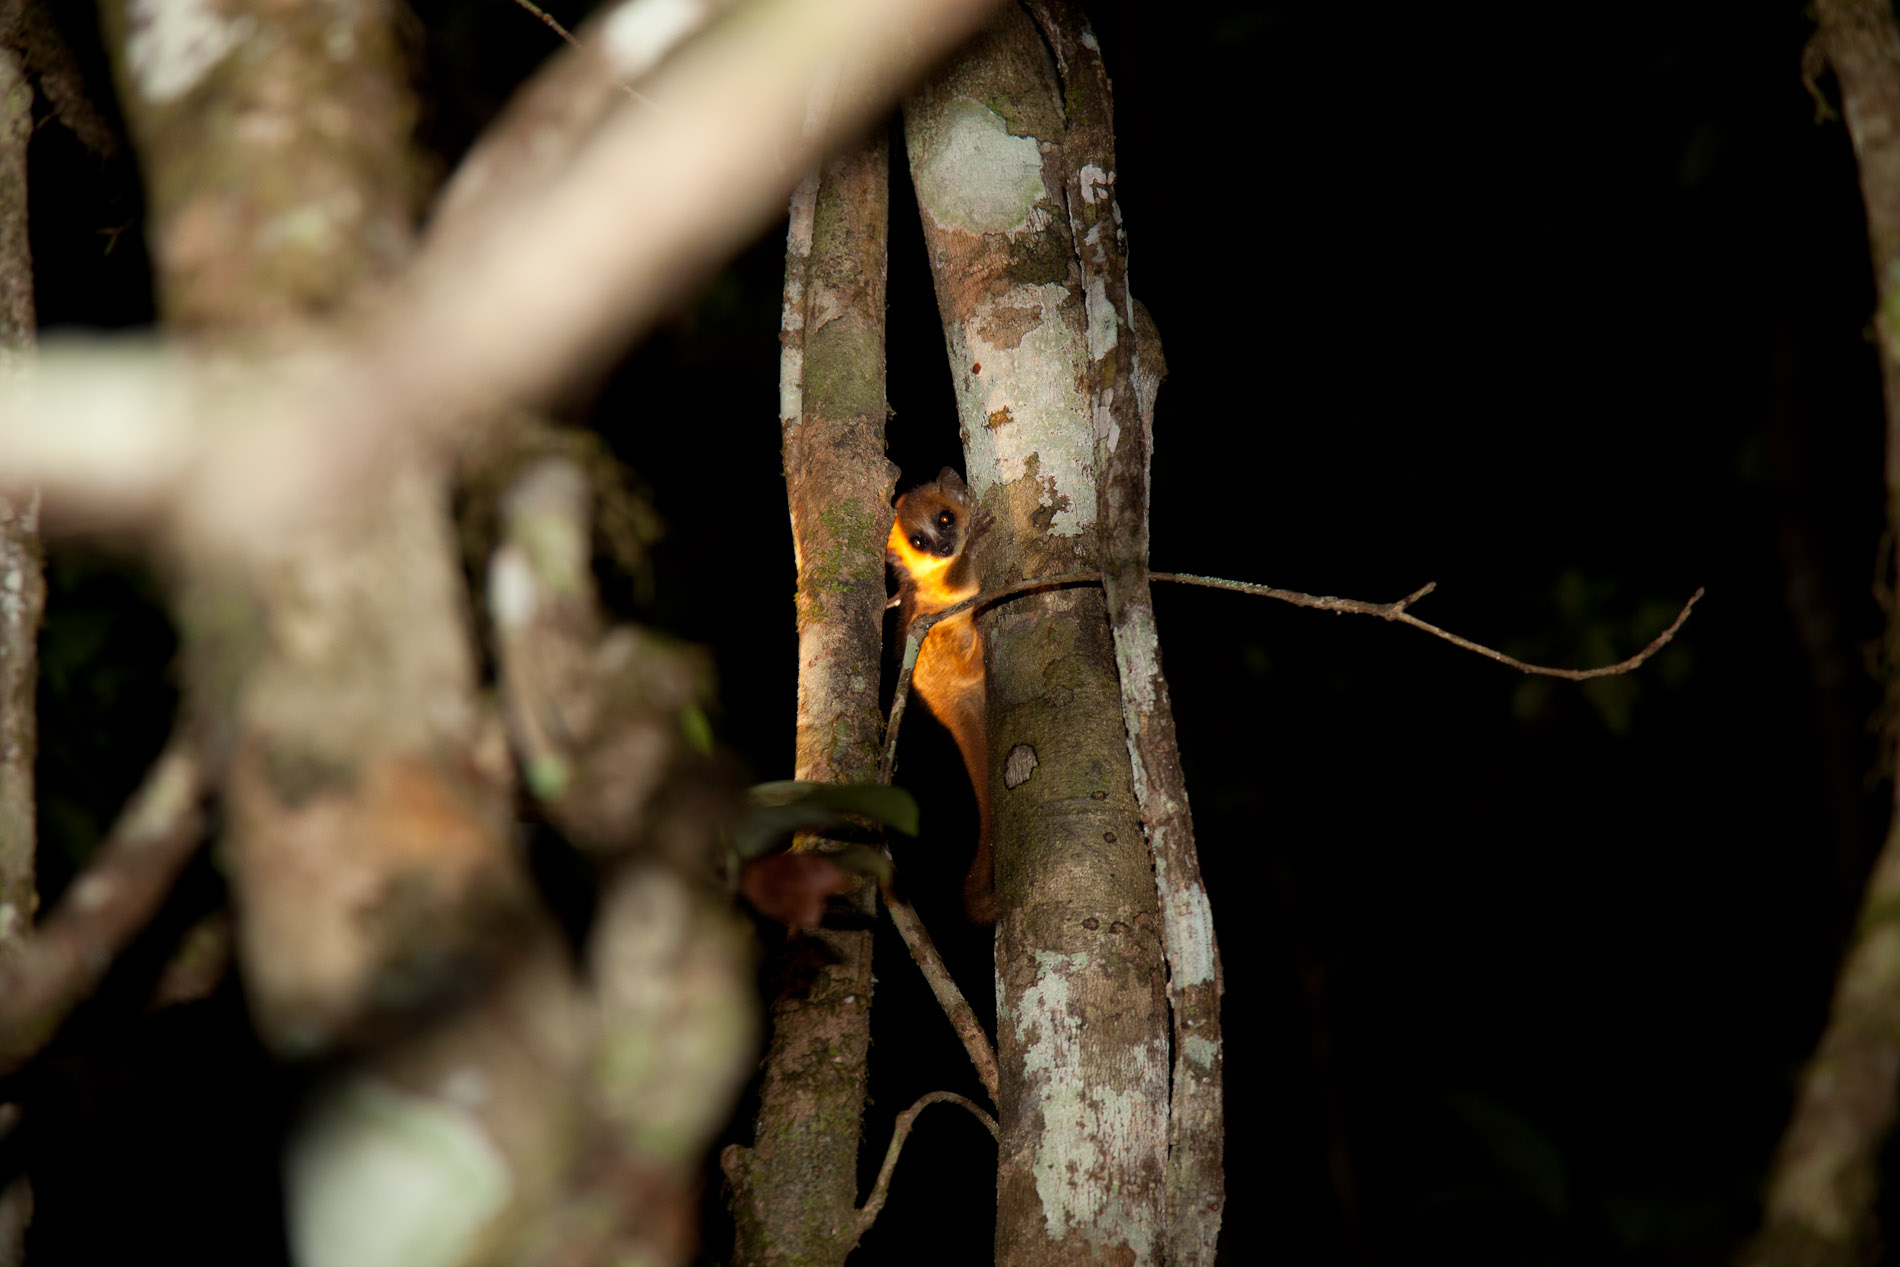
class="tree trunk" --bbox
[0,37,36,1267]
[1746,5,1900,1265]
[725,127,896,1265]
[906,8,1170,1262]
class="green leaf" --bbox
[746,781,919,836]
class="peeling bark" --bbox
[907,9,1169,1262]
[724,125,896,1266]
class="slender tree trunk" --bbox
[0,37,36,1267]
[725,126,897,1265]
[906,8,1170,1261]
[1746,5,1900,1265]
[0,33,37,967]
[1024,5,1225,1259]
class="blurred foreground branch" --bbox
[0,0,1001,552]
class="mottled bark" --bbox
[488,451,715,860]
[98,0,527,1053]
[0,40,36,960]
[0,40,32,1267]
[478,448,757,1267]
[0,743,206,1075]
[0,0,1008,544]
[1025,5,1224,1262]
[724,129,895,1266]
[906,9,1170,1263]
[1745,5,1900,1266]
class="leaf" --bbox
[746,781,920,835]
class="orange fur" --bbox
[888,468,996,921]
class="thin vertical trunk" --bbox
[725,124,896,1265]
[0,39,36,1267]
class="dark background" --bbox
[13,0,1885,1264]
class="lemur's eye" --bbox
[937,510,956,528]
[911,535,929,551]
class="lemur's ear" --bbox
[936,467,967,493]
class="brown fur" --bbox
[887,468,997,921]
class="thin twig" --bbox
[854,1090,998,1236]
[508,0,583,49]
[0,738,208,1077]
[1152,573,1705,681]
[503,0,666,105]
[879,893,1000,1102]
[883,573,1697,778]
[878,570,1098,785]
[872,567,1698,1106]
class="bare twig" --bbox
[507,0,582,50]
[883,573,1698,786]
[1152,574,1705,681]
[0,739,208,1076]
[879,571,1099,785]
[879,894,1000,1103]
[854,1091,998,1236]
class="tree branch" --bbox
[1152,575,1706,681]
[853,1091,998,1237]
[0,740,208,1077]
[0,0,1004,551]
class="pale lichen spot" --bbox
[127,0,252,106]
[1004,743,1039,788]
[287,1077,511,1267]
[1015,952,1163,1258]
[953,284,1097,536]
[1083,277,1118,361]
[1079,163,1112,205]
[603,0,709,83]
[1184,1033,1219,1070]
[913,99,1047,235]
[486,548,538,632]
[1168,883,1218,987]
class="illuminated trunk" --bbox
[906,9,1171,1262]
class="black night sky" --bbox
[15,1,1890,1264]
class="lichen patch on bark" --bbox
[912,98,1048,235]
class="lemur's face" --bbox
[900,496,965,558]
[890,468,972,568]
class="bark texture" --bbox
[724,129,895,1267]
[1745,5,1900,1266]
[0,39,36,961]
[99,0,527,1054]
[0,38,33,1267]
[906,9,1169,1262]
[1025,5,1224,1261]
